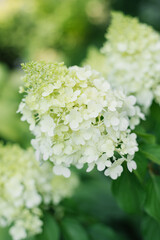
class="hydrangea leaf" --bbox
[36,213,60,240]
[61,217,89,240]
[144,175,160,223]
[112,166,145,213]
[133,152,148,182]
[88,223,124,240]
[142,215,160,240]
[140,144,160,165]
[135,131,156,144]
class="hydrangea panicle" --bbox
[18,61,144,180]
[0,143,78,240]
[101,12,160,112]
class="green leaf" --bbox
[36,212,60,240]
[140,144,160,165]
[135,131,156,144]
[25,237,36,240]
[142,215,160,240]
[89,224,123,240]
[134,152,148,182]
[112,166,145,214]
[61,217,89,240]
[144,175,160,223]
[63,171,124,222]
[142,102,160,144]
[0,227,12,240]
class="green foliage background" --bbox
[0,0,160,239]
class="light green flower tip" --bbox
[103,11,160,53]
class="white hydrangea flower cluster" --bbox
[18,61,144,180]
[0,143,78,240]
[101,12,160,112]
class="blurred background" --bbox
[1,0,160,147]
[0,0,160,239]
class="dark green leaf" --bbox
[61,217,89,240]
[36,212,60,240]
[142,215,160,240]
[142,102,160,144]
[144,175,160,223]
[135,131,156,144]
[89,224,123,240]
[134,152,148,182]
[25,237,35,240]
[112,166,145,213]
[63,171,124,222]
[140,144,160,165]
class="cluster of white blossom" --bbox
[18,61,144,180]
[0,143,78,240]
[101,12,160,112]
